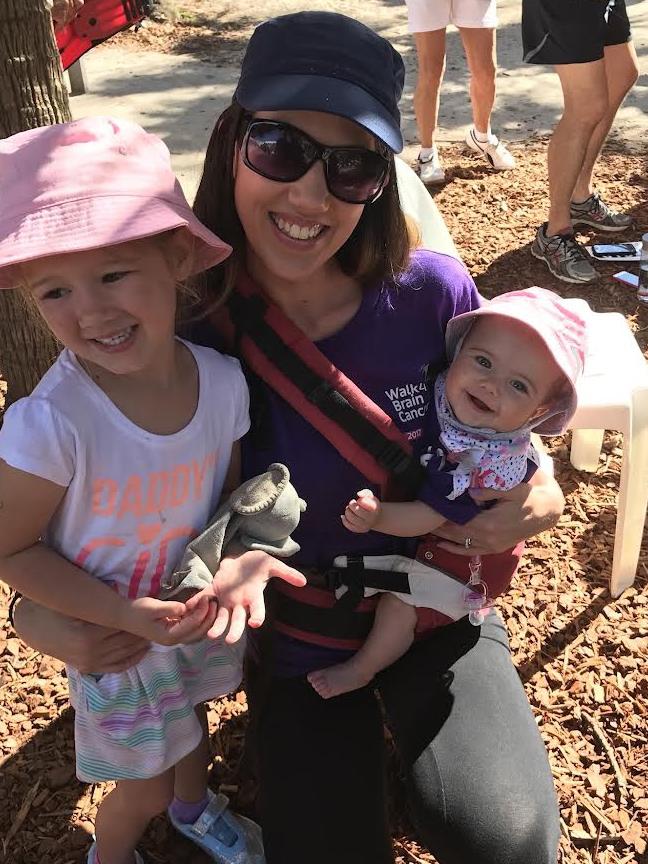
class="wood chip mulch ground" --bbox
[1,21,647,864]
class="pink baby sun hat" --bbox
[445,286,587,435]
[0,116,231,290]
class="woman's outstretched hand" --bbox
[433,472,564,556]
[185,550,306,644]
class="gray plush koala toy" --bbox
[160,463,306,599]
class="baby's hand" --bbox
[342,489,382,533]
[122,596,191,646]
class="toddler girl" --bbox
[0,117,265,864]
[309,287,586,698]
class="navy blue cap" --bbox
[234,12,405,153]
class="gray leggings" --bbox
[252,612,560,864]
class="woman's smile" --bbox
[269,212,327,242]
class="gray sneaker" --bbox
[531,224,598,284]
[418,147,445,185]
[570,193,633,233]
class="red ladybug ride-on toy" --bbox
[56,0,152,70]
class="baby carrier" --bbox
[211,274,519,649]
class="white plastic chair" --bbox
[566,300,648,597]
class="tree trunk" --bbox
[0,0,68,407]
[0,0,72,136]
[0,296,59,409]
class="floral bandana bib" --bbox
[434,373,540,500]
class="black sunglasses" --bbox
[241,119,390,205]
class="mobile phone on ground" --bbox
[613,270,639,287]
[591,243,637,258]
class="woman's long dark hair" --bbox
[191,101,413,311]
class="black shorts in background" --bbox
[522,0,632,65]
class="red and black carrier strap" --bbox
[212,274,425,649]
[269,555,417,650]
[217,272,425,499]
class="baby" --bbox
[309,287,586,698]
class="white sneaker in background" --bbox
[417,146,445,185]
[465,127,516,171]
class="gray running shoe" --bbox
[570,193,633,233]
[531,223,598,284]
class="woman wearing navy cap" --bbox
[14,12,562,864]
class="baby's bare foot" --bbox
[307,661,373,699]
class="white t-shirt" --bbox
[0,340,250,600]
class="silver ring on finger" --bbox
[464,537,472,550]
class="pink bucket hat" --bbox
[445,286,587,435]
[0,116,231,290]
